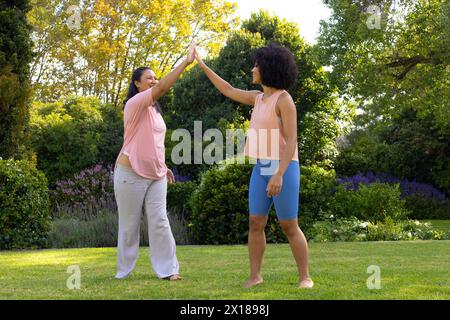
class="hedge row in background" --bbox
[0,158,51,249]
[2,156,448,249]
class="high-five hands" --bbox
[194,47,206,68]
[186,41,196,64]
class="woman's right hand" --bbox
[185,41,196,65]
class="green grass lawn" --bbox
[0,241,449,300]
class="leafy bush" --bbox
[299,165,337,231]
[338,172,449,220]
[330,182,410,222]
[48,211,120,248]
[51,164,115,220]
[167,181,197,221]
[30,97,103,183]
[310,216,446,242]
[335,108,450,196]
[96,103,123,166]
[189,161,341,244]
[190,161,252,244]
[0,158,51,249]
[404,196,449,220]
[334,133,387,177]
[49,165,194,248]
[190,160,287,244]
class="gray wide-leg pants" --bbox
[114,164,179,279]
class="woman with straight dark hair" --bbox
[114,43,196,281]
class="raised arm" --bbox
[195,50,261,106]
[151,42,196,102]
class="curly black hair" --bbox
[251,44,298,90]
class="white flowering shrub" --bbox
[309,216,447,242]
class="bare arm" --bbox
[266,92,298,197]
[196,51,261,106]
[274,92,298,176]
[152,43,196,102]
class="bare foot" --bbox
[163,274,182,281]
[299,278,314,288]
[244,277,263,288]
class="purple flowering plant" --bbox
[51,164,116,219]
[337,172,448,201]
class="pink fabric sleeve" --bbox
[124,88,154,128]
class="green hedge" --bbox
[0,158,51,249]
[189,161,341,244]
[298,165,337,230]
[30,97,123,183]
[404,195,450,220]
[190,162,254,244]
[167,181,197,221]
[329,183,410,222]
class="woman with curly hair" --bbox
[195,44,313,288]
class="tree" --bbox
[315,0,449,131]
[317,0,449,192]
[28,0,239,105]
[167,10,354,179]
[336,109,450,194]
[0,0,34,160]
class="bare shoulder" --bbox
[279,91,295,104]
[276,91,296,112]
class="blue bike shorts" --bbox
[249,159,300,221]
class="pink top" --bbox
[244,90,299,161]
[116,88,167,180]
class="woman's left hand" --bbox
[167,168,176,184]
[267,173,283,197]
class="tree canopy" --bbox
[28,0,239,105]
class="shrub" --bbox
[309,216,446,242]
[189,161,341,244]
[190,161,253,244]
[404,196,450,220]
[338,172,449,220]
[334,133,387,177]
[0,158,51,249]
[190,160,287,244]
[299,165,337,231]
[164,128,218,181]
[96,103,123,166]
[167,181,197,221]
[30,97,103,183]
[48,210,120,248]
[309,216,362,242]
[335,108,450,196]
[330,182,410,222]
[51,164,115,220]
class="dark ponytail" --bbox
[123,66,162,113]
